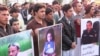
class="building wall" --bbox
[0,0,4,4]
[7,0,34,5]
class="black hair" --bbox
[46,28,55,41]
[0,5,8,11]
[12,3,19,8]
[85,5,94,14]
[46,7,53,15]
[32,3,45,15]
[10,8,19,14]
[62,4,72,12]
[52,0,59,5]
[23,2,29,6]
[28,5,34,14]
[10,19,19,26]
[87,20,92,25]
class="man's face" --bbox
[11,12,19,18]
[0,10,9,25]
[36,8,46,19]
[76,3,82,12]
[8,46,19,56]
[15,3,21,10]
[65,8,73,18]
[90,7,95,16]
[46,12,53,21]
[53,4,60,11]
[86,23,92,30]
[83,0,90,6]
[12,21,20,31]
[25,4,30,9]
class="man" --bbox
[83,5,95,18]
[81,21,97,44]
[72,1,83,37]
[9,8,25,31]
[8,43,20,56]
[52,1,63,23]
[21,2,30,24]
[45,7,54,26]
[26,3,46,56]
[12,3,22,12]
[72,2,83,56]
[10,19,20,33]
[82,0,91,8]
[0,5,13,37]
[58,4,76,56]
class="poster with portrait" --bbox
[38,24,62,56]
[81,18,99,56]
[0,30,34,56]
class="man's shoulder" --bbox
[83,29,87,32]
[58,17,65,23]
[27,19,35,25]
[26,19,35,29]
[91,29,96,33]
[6,24,12,28]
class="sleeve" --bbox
[93,29,98,42]
[81,30,86,44]
[58,19,72,47]
[62,28,72,47]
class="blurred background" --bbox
[0,0,100,6]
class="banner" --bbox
[38,24,62,56]
[0,30,34,56]
[81,19,99,56]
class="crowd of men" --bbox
[0,0,100,56]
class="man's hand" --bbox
[76,19,81,25]
[71,42,76,49]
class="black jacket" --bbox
[0,24,14,37]
[81,29,97,44]
[58,16,76,50]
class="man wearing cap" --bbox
[8,43,20,56]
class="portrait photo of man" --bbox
[81,20,97,44]
[8,43,20,56]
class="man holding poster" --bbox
[27,3,47,56]
[58,4,76,56]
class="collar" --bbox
[0,24,9,32]
[64,16,71,24]
[33,18,46,26]
[65,16,71,21]
[0,24,8,29]
[73,11,81,16]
